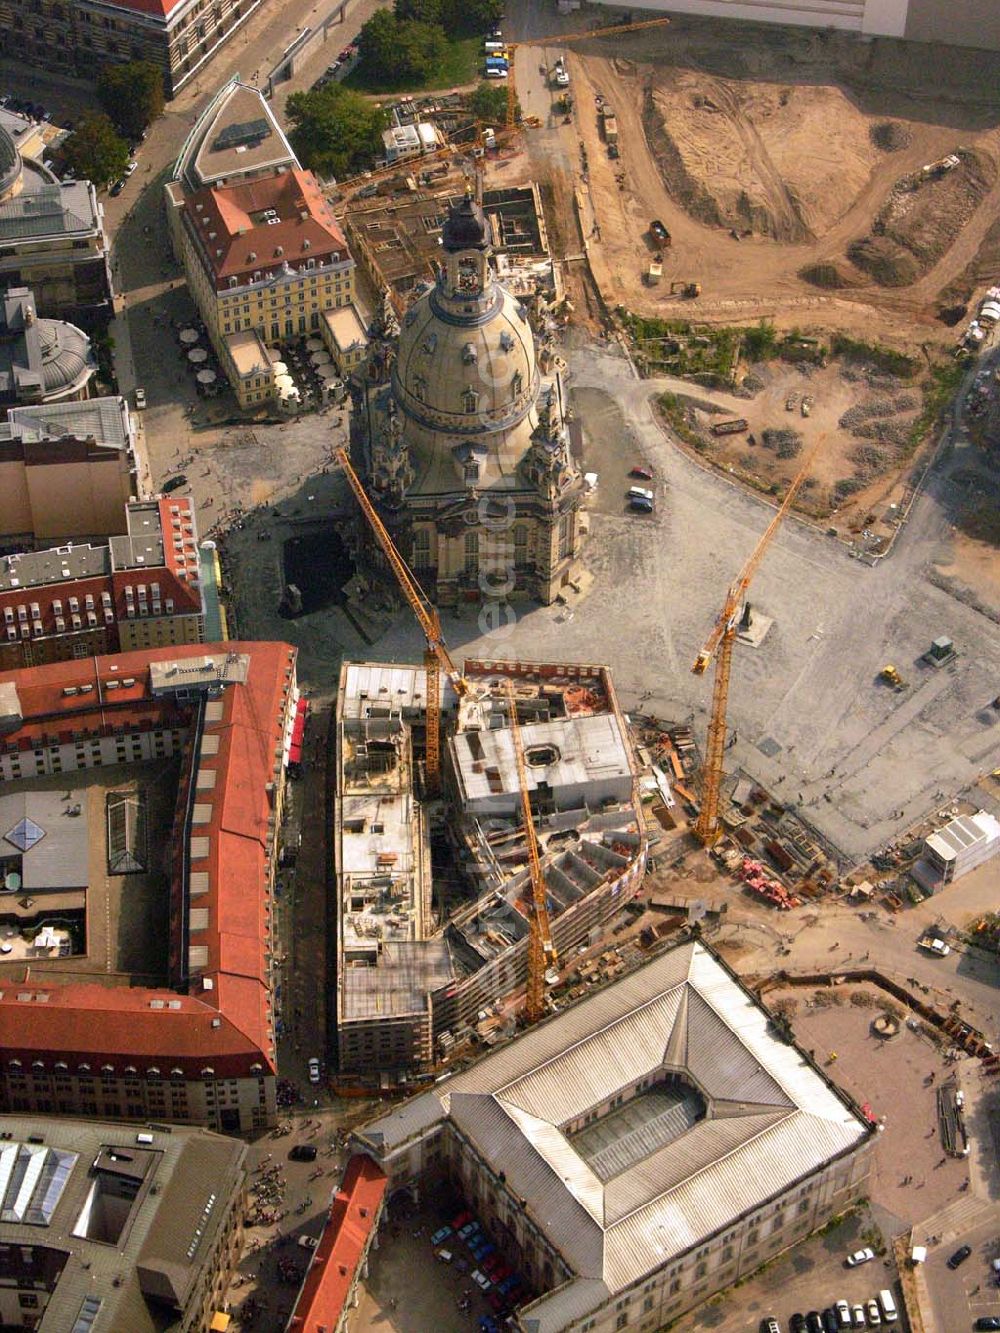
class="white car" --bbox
[919,935,951,956]
[471,1269,492,1291]
[835,1300,851,1328]
[628,486,654,502]
[851,1306,865,1329]
[134,387,146,410]
[124,160,138,176]
[555,67,570,87]
[845,1246,875,1266]
[308,1056,321,1084]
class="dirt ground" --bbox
[561,17,1000,341]
[663,358,923,519]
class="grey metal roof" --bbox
[0,183,99,243]
[7,396,130,449]
[0,788,90,890]
[0,1114,245,1333]
[0,543,111,590]
[360,942,870,1312]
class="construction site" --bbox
[333,657,647,1088]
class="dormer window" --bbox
[412,375,427,403]
[511,370,523,399]
[462,342,477,366]
[499,331,514,352]
[463,388,479,414]
[422,333,437,355]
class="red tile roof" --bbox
[102,0,186,20]
[0,640,296,1077]
[184,169,348,287]
[287,1156,388,1333]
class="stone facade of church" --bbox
[359,196,586,607]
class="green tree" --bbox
[357,12,447,84]
[469,81,517,125]
[441,0,502,32]
[63,112,131,187]
[285,84,389,180]
[96,61,165,142]
[395,0,442,24]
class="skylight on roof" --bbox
[3,817,45,853]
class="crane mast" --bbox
[504,679,556,1023]
[334,446,468,790]
[692,437,825,845]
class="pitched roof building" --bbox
[0,640,299,1134]
[285,1155,388,1333]
[0,495,209,669]
[355,941,875,1333]
[0,0,270,96]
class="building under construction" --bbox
[344,183,550,308]
[333,658,646,1086]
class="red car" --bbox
[629,466,653,480]
[451,1209,472,1231]
[485,1255,509,1280]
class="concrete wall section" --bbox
[589,0,865,32]
[904,0,1000,50]
[862,0,909,37]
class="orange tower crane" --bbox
[334,447,469,790]
[691,437,825,845]
[504,15,672,130]
[503,678,557,1022]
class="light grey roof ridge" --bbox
[471,944,697,1100]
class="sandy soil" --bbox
[647,72,880,242]
[563,23,1000,343]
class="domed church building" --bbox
[361,194,586,606]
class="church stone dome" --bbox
[392,281,538,438]
[0,124,22,201]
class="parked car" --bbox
[650,219,669,242]
[865,1300,881,1326]
[851,1306,865,1329]
[629,466,653,479]
[821,1309,838,1333]
[289,1144,317,1162]
[297,1234,319,1249]
[162,473,188,493]
[975,1319,1000,1331]
[109,178,126,196]
[628,486,654,501]
[834,1301,851,1328]
[629,497,654,514]
[458,1220,480,1241]
[307,1056,321,1084]
[124,159,138,176]
[134,387,146,409]
[806,1314,823,1333]
[554,60,570,86]
[471,1269,492,1291]
[431,1225,452,1246]
[451,1210,472,1230]
[790,1316,806,1333]
[846,1247,875,1267]
[947,1244,972,1269]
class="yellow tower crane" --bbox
[334,446,469,790]
[503,678,557,1023]
[691,437,825,845]
[504,15,673,130]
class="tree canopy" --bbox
[468,81,516,125]
[285,84,389,180]
[63,113,131,187]
[356,12,448,85]
[96,61,165,142]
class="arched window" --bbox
[462,387,479,414]
[464,529,479,572]
[511,370,523,400]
